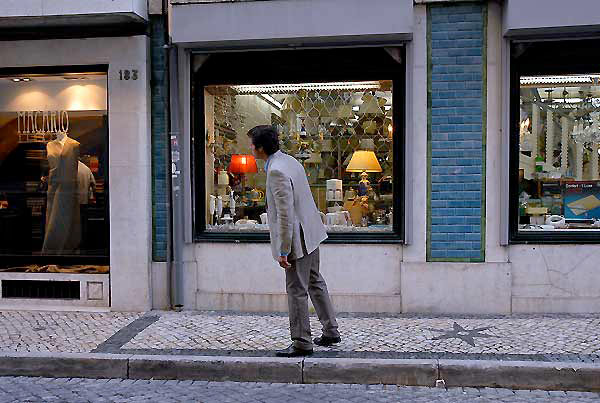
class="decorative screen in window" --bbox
[518,74,600,232]
[204,80,395,233]
[0,72,109,270]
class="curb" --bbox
[0,352,599,391]
[439,359,600,392]
[0,352,128,379]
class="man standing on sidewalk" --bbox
[248,125,341,357]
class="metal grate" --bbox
[2,280,80,299]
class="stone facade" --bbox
[5,1,600,315]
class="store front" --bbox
[497,0,600,313]
[166,0,600,314]
[0,67,110,302]
[0,36,152,311]
[170,0,413,312]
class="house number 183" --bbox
[119,69,138,81]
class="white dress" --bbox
[42,137,81,253]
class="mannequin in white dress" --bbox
[42,131,81,253]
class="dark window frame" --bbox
[191,47,406,244]
[509,39,600,244]
[0,64,110,266]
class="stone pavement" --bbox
[4,310,597,362]
[1,377,599,403]
[0,310,600,391]
[116,312,600,362]
[0,311,140,353]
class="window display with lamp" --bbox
[193,47,404,242]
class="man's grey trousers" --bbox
[285,246,340,350]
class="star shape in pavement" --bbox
[426,322,496,347]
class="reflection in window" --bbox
[204,80,395,233]
[518,74,600,232]
[0,72,109,272]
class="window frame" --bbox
[191,46,406,243]
[0,64,110,266]
[509,39,600,244]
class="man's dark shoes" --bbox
[275,344,313,357]
[313,335,341,347]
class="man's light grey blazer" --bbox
[266,150,327,261]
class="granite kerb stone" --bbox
[128,354,303,383]
[0,352,130,379]
[303,357,439,386]
[1,352,599,391]
[438,359,600,392]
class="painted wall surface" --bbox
[0,0,148,19]
[171,0,413,45]
[191,243,402,313]
[0,36,152,312]
[503,0,600,35]
[509,245,600,313]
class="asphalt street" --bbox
[0,377,598,403]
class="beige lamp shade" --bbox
[346,150,382,173]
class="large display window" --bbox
[0,67,109,270]
[192,48,404,242]
[510,39,600,242]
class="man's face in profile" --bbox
[250,142,266,160]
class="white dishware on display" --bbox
[327,204,342,213]
[260,212,268,225]
[230,191,236,216]
[222,213,233,228]
[326,213,338,226]
[326,179,343,202]
[209,195,216,216]
[216,196,223,218]
[545,215,566,229]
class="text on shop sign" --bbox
[16,110,69,134]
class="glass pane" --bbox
[518,74,600,232]
[0,72,109,271]
[203,80,395,234]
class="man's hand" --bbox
[278,255,292,269]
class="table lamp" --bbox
[346,150,382,196]
[228,154,257,203]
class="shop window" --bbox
[193,48,404,242]
[511,40,600,242]
[0,68,109,270]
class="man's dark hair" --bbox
[248,125,280,155]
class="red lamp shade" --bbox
[228,154,257,174]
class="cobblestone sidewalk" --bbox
[1,310,599,363]
[0,311,140,353]
[120,312,600,361]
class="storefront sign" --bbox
[16,110,69,135]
